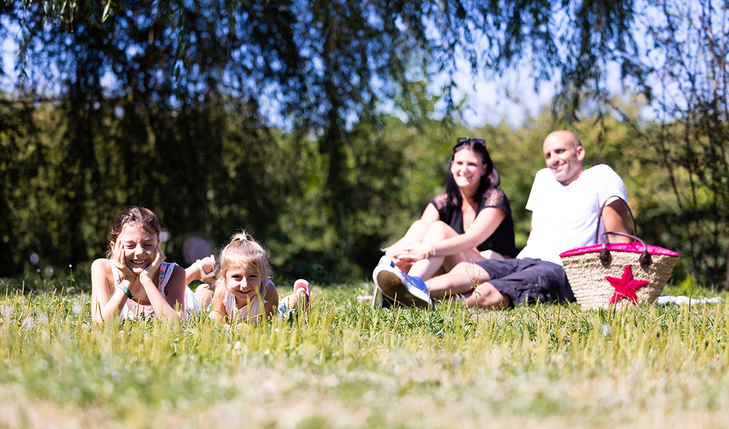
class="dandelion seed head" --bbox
[450,354,463,368]
[22,317,34,330]
[44,265,54,277]
[233,341,242,350]
[29,253,39,265]
[600,324,611,336]
[1,305,11,318]
[72,303,82,314]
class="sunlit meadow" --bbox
[1,273,728,429]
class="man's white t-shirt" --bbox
[517,164,627,265]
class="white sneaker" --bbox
[372,263,432,309]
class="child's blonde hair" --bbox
[215,231,273,290]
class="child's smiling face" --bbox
[225,261,263,307]
[115,223,158,273]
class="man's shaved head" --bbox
[542,130,585,185]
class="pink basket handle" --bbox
[594,196,651,269]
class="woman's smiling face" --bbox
[450,149,488,192]
[115,223,158,273]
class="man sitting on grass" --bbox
[373,130,631,309]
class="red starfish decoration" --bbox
[605,265,650,304]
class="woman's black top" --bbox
[429,187,518,258]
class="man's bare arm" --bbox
[602,200,631,243]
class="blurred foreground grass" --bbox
[1,278,728,428]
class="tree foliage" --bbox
[0,0,726,287]
[602,0,729,287]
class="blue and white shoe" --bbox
[372,262,432,309]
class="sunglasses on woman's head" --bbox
[456,137,486,146]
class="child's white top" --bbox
[113,262,176,320]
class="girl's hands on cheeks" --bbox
[112,240,137,281]
[140,245,165,281]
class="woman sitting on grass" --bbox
[361,137,517,303]
[91,207,188,324]
[188,232,311,324]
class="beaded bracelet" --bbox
[116,283,134,300]
[430,244,437,258]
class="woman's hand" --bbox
[396,242,434,263]
[385,243,413,270]
[112,240,137,281]
[386,242,416,261]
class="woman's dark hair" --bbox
[445,138,494,208]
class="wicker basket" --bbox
[559,197,680,310]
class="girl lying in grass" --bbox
[91,207,188,324]
[188,231,311,324]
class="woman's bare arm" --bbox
[400,207,506,261]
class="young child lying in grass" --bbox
[91,207,188,324]
[188,231,311,324]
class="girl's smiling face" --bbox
[114,223,158,274]
[225,261,263,308]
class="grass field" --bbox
[1,276,728,429]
